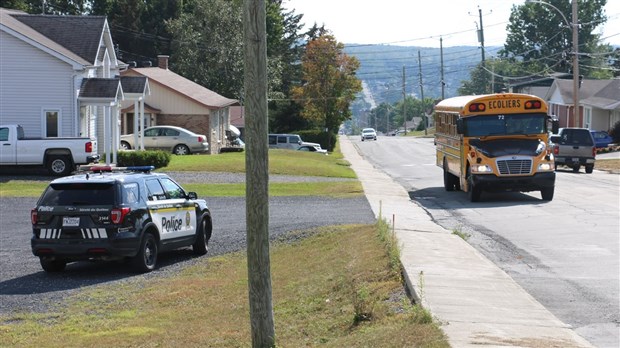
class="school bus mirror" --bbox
[547,116,559,134]
[456,119,464,134]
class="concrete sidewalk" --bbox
[339,135,594,348]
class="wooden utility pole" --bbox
[440,37,445,100]
[418,50,426,135]
[402,66,406,135]
[478,8,485,64]
[571,0,579,127]
[243,0,275,347]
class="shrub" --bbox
[297,129,337,151]
[115,150,171,168]
[610,120,620,143]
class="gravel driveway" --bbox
[0,172,374,315]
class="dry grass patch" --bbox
[0,224,448,347]
[595,158,620,173]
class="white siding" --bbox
[0,31,81,137]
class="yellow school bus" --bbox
[434,93,559,202]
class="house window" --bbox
[44,110,60,137]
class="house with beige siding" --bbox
[120,56,239,154]
[545,79,620,132]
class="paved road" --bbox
[354,135,619,348]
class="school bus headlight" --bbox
[471,164,492,173]
[538,163,554,172]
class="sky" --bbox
[283,0,620,48]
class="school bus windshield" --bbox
[463,113,547,137]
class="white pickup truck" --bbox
[0,125,99,176]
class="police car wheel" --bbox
[40,257,67,272]
[192,217,210,256]
[133,233,158,273]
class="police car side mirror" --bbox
[187,192,198,200]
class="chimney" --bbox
[158,55,169,70]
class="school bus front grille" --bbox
[496,159,532,175]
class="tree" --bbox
[166,0,244,99]
[91,0,181,63]
[3,0,89,14]
[611,48,620,78]
[458,58,528,95]
[501,0,612,79]
[370,102,396,134]
[266,1,307,133]
[291,34,362,150]
[166,0,298,101]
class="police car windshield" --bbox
[41,183,115,206]
[464,113,546,137]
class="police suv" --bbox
[30,166,212,273]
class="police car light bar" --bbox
[77,165,155,173]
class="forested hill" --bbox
[344,44,502,107]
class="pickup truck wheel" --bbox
[47,155,73,176]
[173,144,190,155]
[541,187,554,201]
[585,164,594,174]
[132,233,158,273]
[120,141,131,150]
[40,257,67,272]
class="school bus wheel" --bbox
[443,159,458,191]
[466,167,482,202]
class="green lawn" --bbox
[162,148,356,178]
[0,145,361,198]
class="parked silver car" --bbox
[120,126,209,155]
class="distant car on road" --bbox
[590,130,613,148]
[361,128,377,141]
[297,144,328,155]
[120,126,209,155]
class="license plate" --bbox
[572,158,579,162]
[63,217,80,227]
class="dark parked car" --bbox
[31,166,212,272]
[120,126,209,155]
[590,130,613,148]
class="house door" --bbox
[79,106,89,137]
[584,107,592,129]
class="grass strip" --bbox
[162,150,356,178]
[0,181,363,198]
[0,223,448,347]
